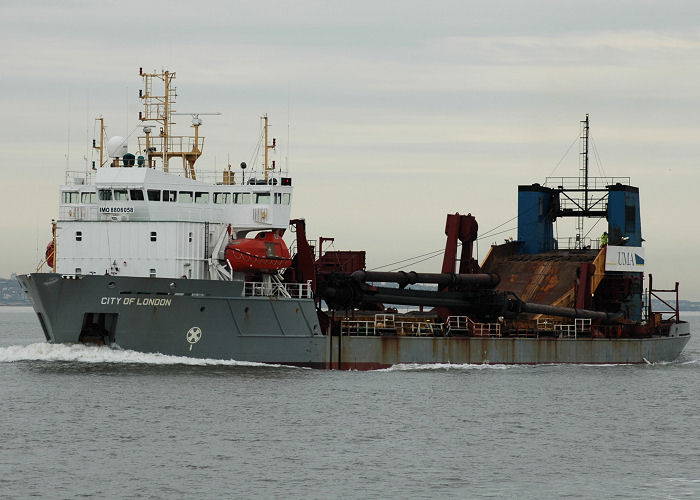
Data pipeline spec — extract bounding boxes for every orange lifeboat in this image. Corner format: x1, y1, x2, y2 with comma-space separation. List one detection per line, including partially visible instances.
45, 240, 55, 269
225, 232, 292, 273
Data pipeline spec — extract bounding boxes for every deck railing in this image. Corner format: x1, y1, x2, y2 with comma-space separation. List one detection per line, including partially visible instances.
554, 318, 591, 339
544, 176, 630, 190
64, 170, 95, 185
342, 314, 500, 338
446, 316, 501, 337
340, 316, 443, 337
243, 281, 313, 299
341, 320, 376, 336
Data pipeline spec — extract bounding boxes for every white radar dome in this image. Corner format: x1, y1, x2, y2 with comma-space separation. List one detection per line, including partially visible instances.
106, 136, 128, 158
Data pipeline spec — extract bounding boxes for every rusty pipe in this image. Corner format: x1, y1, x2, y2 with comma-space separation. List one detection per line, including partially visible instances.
351, 270, 500, 288
518, 302, 622, 321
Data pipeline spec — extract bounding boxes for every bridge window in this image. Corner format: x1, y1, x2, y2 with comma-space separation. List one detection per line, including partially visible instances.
274, 193, 282, 204
214, 192, 230, 204
130, 189, 145, 201
98, 189, 112, 201
75, 231, 82, 242
179, 191, 193, 203
233, 193, 251, 204
62, 191, 79, 203
113, 189, 128, 201
81, 192, 96, 204
150, 231, 157, 242
255, 193, 271, 204
282, 193, 291, 205
163, 190, 177, 202
147, 189, 161, 201
195, 192, 209, 204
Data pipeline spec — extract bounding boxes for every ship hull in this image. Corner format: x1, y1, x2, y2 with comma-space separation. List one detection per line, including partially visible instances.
17, 273, 328, 366
17, 274, 691, 369
331, 332, 690, 369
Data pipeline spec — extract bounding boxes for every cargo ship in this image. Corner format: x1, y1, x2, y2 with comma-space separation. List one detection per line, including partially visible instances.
17, 69, 691, 368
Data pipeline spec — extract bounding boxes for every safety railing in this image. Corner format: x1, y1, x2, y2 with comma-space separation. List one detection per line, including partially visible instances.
470, 320, 502, 337
555, 237, 603, 250
544, 176, 630, 190
555, 324, 577, 338
341, 321, 376, 336
64, 170, 95, 185
396, 321, 441, 336
536, 318, 555, 332
284, 282, 314, 299
242, 281, 313, 299
341, 317, 442, 337
375, 314, 396, 329
446, 316, 501, 337
554, 318, 591, 339
341, 315, 597, 339
446, 316, 469, 335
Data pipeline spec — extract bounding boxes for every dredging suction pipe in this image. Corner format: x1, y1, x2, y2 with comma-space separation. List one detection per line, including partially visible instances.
321, 275, 622, 322
517, 302, 622, 321
351, 270, 500, 288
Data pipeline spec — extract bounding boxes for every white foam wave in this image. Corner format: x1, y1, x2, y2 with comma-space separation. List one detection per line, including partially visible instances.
0, 342, 281, 367
379, 362, 648, 371
578, 363, 635, 367
378, 362, 513, 372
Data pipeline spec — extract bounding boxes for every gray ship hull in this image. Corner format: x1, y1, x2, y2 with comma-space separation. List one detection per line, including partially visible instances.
17, 273, 329, 366
17, 273, 691, 369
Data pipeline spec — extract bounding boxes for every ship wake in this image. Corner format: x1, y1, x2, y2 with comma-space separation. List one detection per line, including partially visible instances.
378, 362, 513, 371
0, 342, 283, 367
377, 361, 650, 371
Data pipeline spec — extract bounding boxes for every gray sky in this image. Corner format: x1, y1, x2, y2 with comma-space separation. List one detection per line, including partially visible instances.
2, 0, 700, 298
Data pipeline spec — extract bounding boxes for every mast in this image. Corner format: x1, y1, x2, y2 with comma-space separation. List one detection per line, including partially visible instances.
263, 114, 276, 182
577, 114, 590, 249
92, 117, 105, 169
137, 68, 207, 178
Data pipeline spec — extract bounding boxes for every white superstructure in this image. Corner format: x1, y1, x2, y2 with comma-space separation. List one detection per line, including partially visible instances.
49, 69, 292, 281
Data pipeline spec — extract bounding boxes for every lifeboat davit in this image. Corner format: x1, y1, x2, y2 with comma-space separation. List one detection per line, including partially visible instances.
225, 232, 292, 273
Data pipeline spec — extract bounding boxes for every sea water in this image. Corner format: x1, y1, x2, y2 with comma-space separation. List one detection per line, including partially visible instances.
1, 306, 698, 498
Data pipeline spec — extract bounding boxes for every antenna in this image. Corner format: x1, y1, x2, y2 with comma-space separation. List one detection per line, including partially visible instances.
125, 85, 129, 141
172, 112, 222, 121
66, 95, 71, 171
85, 91, 90, 175
287, 83, 290, 172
